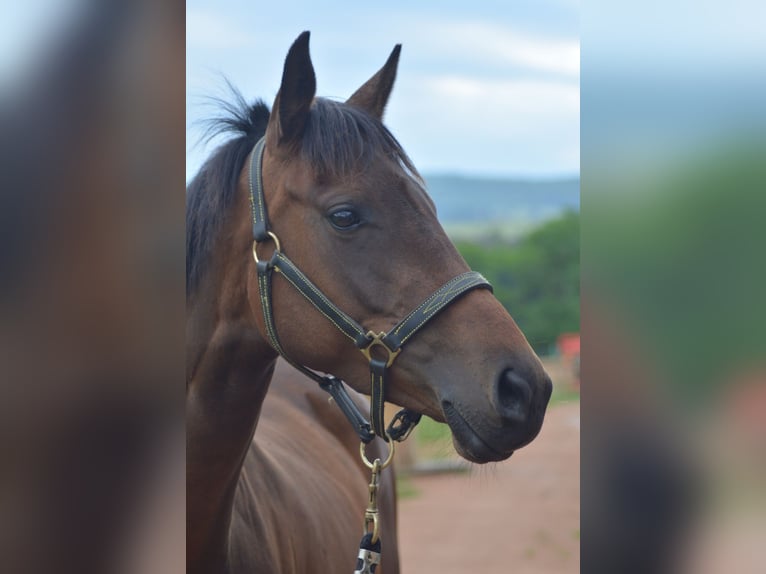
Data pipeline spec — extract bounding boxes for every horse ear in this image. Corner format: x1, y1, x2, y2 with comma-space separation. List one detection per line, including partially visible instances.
268, 31, 316, 148
346, 44, 401, 120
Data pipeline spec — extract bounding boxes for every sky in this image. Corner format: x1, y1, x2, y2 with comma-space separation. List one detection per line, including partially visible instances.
5, 1, 763, 182
186, 0, 580, 181
580, 0, 766, 175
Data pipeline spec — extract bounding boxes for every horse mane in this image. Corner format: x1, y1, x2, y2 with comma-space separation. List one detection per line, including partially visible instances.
186, 89, 269, 298
186, 91, 421, 298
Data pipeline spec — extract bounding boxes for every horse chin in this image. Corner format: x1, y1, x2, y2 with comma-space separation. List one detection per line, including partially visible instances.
442, 401, 513, 464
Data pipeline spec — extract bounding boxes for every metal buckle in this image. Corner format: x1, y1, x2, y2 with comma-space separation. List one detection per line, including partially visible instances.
359, 331, 401, 367
387, 410, 419, 442
354, 545, 381, 574
252, 231, 282, 264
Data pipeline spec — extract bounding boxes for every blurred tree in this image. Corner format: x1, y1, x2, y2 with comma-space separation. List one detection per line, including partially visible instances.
584, 141, 766, 404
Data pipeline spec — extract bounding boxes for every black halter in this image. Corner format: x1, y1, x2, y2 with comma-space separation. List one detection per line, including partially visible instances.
248, 137, 493, 443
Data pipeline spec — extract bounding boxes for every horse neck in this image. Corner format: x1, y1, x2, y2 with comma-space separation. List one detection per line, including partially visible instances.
186, 235, 277, 571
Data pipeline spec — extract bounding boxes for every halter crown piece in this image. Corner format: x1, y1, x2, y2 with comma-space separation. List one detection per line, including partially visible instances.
248, 136, 493, 442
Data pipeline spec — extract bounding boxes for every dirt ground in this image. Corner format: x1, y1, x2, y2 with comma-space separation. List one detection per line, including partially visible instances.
397, 401, 580, 574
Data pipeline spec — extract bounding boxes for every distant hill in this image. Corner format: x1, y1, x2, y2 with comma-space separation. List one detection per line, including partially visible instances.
423, 174, 580, 242
424, 174, 580, 223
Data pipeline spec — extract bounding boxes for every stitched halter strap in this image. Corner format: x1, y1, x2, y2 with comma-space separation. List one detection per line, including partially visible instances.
248, 137, 493, 441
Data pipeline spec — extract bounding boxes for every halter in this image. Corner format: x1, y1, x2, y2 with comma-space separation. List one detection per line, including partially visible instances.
248, 136, 493, 442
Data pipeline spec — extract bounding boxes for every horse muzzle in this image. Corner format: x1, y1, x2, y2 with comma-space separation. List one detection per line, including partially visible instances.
442, 367, 553, 464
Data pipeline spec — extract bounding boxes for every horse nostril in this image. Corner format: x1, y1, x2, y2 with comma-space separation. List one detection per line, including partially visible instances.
496, 368, 533, 424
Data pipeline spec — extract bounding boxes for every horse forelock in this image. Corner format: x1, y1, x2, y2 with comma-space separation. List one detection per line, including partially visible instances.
302, 98, 422, 185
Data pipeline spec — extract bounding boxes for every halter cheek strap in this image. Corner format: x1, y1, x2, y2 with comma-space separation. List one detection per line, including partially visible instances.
248, 137, 493, 442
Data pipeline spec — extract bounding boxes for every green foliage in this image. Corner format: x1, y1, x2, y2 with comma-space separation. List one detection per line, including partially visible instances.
455, 211, 580, 354
415, 415, 452, 445
585, 141, 766, 404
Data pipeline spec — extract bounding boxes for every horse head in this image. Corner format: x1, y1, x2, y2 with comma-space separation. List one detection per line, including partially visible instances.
249, 32, 552, 463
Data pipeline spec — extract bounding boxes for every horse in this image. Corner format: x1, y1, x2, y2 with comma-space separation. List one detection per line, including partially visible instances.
186, 31, 553, 574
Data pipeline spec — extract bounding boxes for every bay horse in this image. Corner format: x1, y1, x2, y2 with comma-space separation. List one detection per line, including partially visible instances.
187, 31, 553, 574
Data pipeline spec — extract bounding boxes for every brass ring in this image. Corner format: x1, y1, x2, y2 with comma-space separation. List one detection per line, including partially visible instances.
360, 437, 395, 470
252, 231, 282, 264
359, 331, 401, 367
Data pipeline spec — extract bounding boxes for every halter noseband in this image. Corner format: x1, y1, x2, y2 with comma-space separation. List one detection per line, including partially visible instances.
248, 136, 493, 443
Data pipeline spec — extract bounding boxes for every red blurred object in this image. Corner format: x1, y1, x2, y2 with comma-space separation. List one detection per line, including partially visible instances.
558, 333, 580, 386
557, 332, 580, 359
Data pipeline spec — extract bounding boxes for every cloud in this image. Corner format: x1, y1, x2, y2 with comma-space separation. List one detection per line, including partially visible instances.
425, 75, 579, 116
410, 19, 579, 78
387, 74, 579, 175
186, 8, 256, 50
400, 74, 579, 143
379, 17, 580, 174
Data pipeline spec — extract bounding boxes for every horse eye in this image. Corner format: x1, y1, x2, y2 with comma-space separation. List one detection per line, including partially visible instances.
328, 209, 361, 230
